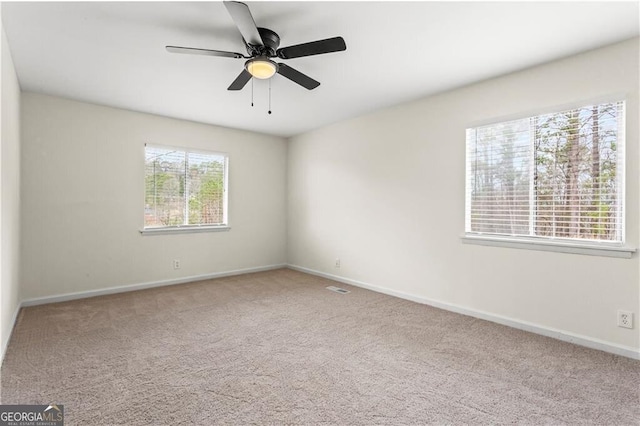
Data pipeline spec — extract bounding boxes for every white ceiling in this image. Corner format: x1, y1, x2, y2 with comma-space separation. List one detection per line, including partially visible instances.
3, 1, 639, 137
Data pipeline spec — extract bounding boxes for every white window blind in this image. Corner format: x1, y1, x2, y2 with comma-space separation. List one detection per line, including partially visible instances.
465, 101, 624, 243
144, 144, 228, 229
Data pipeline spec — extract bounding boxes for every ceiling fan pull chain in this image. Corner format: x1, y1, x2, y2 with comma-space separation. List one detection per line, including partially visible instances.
268, 78, 272, 115
251, 77, 254, 107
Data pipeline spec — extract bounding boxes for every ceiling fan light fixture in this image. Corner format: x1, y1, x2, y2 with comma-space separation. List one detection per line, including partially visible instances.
245, 58, 277, 79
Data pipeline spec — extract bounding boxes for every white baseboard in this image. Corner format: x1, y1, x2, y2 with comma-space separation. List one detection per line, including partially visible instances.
1, 303, 22, 365
287, 264, 640, 361
21, 264, 287, 307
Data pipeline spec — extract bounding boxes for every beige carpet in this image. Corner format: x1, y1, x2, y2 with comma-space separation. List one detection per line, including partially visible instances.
1, 268, 638, 425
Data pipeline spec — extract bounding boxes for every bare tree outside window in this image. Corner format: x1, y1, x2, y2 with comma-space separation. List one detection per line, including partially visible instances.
466, 101, 624, 243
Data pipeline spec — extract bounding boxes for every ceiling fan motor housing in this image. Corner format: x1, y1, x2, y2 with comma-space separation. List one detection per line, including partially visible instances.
247, 28, 280, 57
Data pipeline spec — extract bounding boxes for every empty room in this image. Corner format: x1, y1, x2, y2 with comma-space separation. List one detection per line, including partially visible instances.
0, 1, 639, 424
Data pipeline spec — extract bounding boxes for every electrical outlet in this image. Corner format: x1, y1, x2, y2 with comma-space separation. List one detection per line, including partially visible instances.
335, 258, 341, 269
173, 259, 181, 270
617, 310, 633, 329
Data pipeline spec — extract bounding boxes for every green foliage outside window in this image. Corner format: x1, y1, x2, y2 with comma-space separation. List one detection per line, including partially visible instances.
144, 146, 226, 228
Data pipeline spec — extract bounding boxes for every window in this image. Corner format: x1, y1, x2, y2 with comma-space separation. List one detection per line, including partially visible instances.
465, 101, 625, 245
144, 144, 228, 231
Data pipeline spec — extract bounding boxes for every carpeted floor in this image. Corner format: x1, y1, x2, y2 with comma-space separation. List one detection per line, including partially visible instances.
1, 268, 639, 425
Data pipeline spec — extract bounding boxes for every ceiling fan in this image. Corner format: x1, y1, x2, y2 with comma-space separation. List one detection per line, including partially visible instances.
166, 1, 347, 91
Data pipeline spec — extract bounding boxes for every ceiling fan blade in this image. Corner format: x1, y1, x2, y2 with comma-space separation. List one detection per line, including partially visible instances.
228, 69, 252, 91
277, 64, 320, 90
166, 46, 245, 59
224, 1, 264, 47
277, 36, 346, 59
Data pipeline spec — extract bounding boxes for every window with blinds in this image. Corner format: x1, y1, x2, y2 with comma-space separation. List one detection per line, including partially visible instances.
144, 144, 228, 229
465, 101, 624, 243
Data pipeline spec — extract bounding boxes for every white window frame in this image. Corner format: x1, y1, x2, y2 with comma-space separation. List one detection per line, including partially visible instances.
140, 143, 230, 235
462, 99, 635, 259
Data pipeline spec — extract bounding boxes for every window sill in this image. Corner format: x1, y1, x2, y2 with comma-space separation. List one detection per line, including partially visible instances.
140, 225, 231, 235
461, 234, 635, 259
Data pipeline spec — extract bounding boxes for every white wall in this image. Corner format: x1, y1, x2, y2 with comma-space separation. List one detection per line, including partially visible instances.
288, 38, 640, 353
20, 93, 287, 300
1, 19, 22, 357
